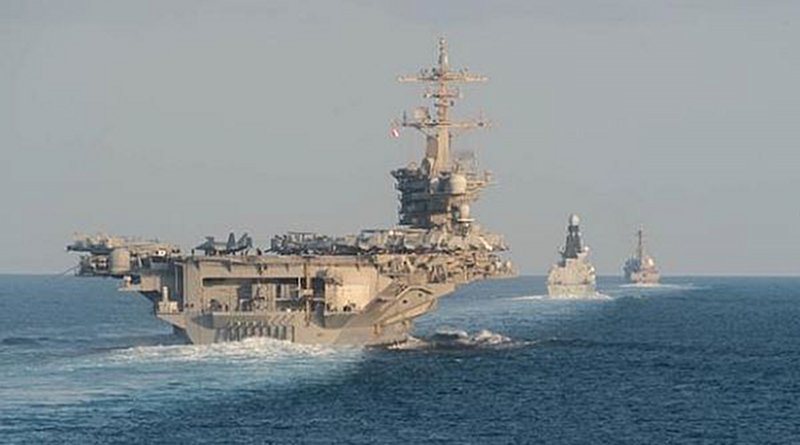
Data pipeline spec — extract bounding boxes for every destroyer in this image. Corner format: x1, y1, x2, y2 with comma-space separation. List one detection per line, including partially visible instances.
66, 39, 513, 346
623, 227, 660, 284
547, 214, 596, 297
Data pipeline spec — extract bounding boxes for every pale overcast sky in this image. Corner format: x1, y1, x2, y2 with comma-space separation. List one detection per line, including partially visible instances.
1, 1, 798, 275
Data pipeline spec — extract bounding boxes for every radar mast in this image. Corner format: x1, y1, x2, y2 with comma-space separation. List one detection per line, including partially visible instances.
636, 227, 645, 260
398, 37, 488, 175
392, 38, 493, 231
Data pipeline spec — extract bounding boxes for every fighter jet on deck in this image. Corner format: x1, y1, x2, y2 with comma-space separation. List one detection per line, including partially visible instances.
195, 233, 253, 256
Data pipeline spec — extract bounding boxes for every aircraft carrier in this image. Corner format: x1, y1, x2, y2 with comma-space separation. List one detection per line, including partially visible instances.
66, 39, 514, 346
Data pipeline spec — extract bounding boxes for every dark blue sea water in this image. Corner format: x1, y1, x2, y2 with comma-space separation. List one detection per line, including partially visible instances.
1, 275, 799, 444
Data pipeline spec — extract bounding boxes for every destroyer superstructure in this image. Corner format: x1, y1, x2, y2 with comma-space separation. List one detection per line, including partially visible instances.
623, 228, 660, 284
547, 214, 597, 297
66, 39, 513, 346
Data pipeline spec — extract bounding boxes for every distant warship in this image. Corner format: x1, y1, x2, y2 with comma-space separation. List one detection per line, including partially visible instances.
65, 39, 514, 346
547, 214, 597, 297
623, 228, 660, 284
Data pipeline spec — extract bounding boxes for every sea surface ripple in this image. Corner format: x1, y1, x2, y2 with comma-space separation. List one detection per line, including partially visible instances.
1, 275, 799, 444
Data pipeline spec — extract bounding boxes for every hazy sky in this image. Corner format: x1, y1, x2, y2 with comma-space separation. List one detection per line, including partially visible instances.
2, 0, 798, 275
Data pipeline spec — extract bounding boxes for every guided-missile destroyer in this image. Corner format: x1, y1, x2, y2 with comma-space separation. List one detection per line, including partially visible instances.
623, 228, 660, 284
547, 214, 597, 297
66, 39, 513, 346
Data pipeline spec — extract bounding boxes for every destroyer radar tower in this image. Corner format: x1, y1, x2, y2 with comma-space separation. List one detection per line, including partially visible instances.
547, 214, 597, 298
393, 38, 492, 232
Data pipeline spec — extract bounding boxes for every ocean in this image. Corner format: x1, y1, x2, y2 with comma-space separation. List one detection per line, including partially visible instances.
1, 275, 799, 444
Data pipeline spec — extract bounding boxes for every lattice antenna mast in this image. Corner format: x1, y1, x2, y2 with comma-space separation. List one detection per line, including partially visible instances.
398, 38, 488, 175
637, 228, 645, 260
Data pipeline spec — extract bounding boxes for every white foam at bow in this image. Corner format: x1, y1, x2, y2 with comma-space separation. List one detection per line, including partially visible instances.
105, 337, 359, 365
547, 292, 611, 301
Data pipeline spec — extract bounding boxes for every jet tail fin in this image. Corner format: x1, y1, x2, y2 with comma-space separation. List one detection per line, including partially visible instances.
238, 233, 253, 248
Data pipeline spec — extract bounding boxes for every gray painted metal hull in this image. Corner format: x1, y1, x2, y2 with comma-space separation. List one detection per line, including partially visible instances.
64, 40, 515, 346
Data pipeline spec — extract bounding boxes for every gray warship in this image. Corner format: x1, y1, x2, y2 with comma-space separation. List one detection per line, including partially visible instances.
623, 228, 660, 284
547, 214, 597, 297
66, 39, 513, 346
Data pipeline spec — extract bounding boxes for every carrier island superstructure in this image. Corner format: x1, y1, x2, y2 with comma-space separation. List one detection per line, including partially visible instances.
66, 39, 513, 346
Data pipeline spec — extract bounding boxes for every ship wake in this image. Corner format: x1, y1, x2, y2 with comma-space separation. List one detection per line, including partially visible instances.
546, 292, 611, 301
391, 328, 522, 351
619, 283, 699, 291
508, 294, 548, 301
104, 337, 361, 365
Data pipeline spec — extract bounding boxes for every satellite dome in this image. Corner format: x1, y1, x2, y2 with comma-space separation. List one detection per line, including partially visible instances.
457, 204, 472, 220
569, 214, 581, 226
444, 174, 468, 195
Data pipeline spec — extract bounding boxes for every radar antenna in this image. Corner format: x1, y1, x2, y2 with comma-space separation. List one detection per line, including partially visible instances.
636, 227, 645, 260
398, 37, 488, 175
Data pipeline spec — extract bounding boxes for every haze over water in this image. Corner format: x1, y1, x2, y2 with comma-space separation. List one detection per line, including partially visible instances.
2, 1, 799, 275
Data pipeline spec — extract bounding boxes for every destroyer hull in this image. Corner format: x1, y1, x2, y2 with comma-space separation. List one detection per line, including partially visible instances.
624, 270, 660, 285
546, 283, 596, 298
546, 256, 596, 298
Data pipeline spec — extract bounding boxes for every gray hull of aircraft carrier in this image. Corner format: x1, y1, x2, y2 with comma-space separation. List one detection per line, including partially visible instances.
66, 39, 514, 346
